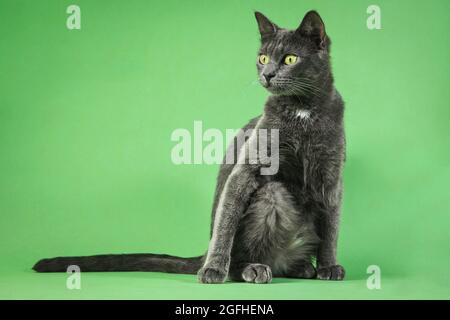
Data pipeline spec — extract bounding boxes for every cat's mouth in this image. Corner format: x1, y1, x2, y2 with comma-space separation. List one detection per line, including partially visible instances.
262, 81, 290, 95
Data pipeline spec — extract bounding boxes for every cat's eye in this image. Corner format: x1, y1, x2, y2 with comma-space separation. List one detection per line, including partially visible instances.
284, 54, 298, 65
259, 54, 269, 65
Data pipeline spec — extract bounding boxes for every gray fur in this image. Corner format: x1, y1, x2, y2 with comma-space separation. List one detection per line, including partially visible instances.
33, 10, 346, 284
198, 10, 346, 283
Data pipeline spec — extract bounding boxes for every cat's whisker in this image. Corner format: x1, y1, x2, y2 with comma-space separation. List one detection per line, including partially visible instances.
291, 81, 324, 95
289, 82, 322, 96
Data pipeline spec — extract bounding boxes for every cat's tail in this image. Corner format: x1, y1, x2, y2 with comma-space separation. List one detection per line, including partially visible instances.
32, 253, 204, 274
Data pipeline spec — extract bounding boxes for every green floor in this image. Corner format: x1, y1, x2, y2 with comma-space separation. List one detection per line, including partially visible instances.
1, 268, 448, 299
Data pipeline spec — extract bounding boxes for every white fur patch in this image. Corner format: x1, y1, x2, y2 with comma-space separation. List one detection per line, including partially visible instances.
295, 109, 311, 119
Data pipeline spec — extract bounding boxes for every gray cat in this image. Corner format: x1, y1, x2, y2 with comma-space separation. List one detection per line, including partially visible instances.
33, 10, 346, 284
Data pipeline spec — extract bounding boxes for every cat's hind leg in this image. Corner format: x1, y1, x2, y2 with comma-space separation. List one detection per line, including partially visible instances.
284, 260, 317, 279
229, 181, 316, 283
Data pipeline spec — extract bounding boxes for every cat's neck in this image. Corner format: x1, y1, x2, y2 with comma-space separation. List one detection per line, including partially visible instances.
264, 83, 336, 120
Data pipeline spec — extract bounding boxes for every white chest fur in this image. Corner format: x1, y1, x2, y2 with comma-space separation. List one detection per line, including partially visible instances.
295, 109, 311, 120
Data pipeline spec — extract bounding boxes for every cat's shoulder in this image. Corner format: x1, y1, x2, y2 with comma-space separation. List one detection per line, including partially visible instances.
241, 115, 262, 130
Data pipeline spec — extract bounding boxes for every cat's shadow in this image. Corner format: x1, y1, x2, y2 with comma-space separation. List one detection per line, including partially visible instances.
109, 272, 369, 285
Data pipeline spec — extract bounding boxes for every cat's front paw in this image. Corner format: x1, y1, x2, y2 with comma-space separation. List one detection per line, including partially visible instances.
197, 266, 227, 284
242, 263, 272, 284
317, 264, 345, 281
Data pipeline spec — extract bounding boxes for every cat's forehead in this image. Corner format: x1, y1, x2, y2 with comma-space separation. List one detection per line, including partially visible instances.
260, 29, 310, 57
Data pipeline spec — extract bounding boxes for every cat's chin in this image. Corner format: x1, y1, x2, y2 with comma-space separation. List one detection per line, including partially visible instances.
266, 87, 296, 96
260, 80, 291, 95
265, 85, 287, 95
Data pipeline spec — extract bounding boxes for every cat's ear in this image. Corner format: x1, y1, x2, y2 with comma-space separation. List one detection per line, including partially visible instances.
254, 11, 279, 38
296, 11, 328, 49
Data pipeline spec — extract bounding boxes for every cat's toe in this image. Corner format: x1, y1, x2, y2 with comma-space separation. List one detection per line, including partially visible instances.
317, 264, 345, 281
242, 264, 272, 284
197, 266, 227, 284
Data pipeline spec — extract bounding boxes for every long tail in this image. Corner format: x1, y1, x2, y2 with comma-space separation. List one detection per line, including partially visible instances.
33, 253, 204, 274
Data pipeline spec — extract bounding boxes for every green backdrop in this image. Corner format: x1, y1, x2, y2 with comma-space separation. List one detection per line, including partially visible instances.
0, 0, 449, 299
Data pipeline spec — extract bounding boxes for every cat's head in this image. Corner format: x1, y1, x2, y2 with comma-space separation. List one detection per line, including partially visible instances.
255, 11, 332, 96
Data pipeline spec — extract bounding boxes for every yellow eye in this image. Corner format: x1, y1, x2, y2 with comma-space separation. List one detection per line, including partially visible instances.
259, 54, 269, 65
284, 55, 298, 65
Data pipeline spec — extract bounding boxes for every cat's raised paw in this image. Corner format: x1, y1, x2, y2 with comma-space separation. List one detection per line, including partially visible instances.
242, 263, 272, 284
317, 265, 345, 281
197, 266, 227, 284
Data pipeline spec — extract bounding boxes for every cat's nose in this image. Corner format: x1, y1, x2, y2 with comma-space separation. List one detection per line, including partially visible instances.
263, 73, 275, 83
